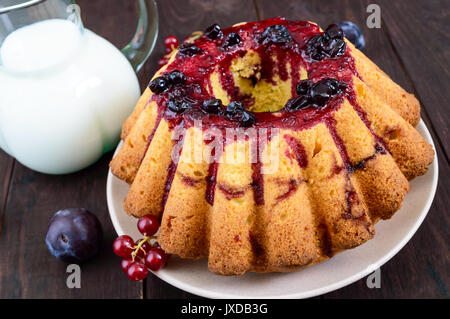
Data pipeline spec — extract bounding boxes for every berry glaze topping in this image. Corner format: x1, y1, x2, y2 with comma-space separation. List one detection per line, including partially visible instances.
146, 17, 387, 209
150, 17, 359, 132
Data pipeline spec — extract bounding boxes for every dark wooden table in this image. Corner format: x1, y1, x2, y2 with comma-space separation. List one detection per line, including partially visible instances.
0, 0, 448, 299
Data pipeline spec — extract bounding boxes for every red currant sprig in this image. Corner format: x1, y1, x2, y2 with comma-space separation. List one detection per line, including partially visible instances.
158, 35, 179, 68
164, 35, 179, 54
112, 215, 168, 281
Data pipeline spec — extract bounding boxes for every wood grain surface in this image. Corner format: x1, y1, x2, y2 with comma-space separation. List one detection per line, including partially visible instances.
0, 0, 447, 299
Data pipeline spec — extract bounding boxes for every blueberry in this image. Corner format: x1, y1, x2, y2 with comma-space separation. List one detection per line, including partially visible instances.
224, 101, 255, 126
167, 97, 191, 113
225, 101, 245, 120
310, 82, 333, 106
305, 34, 326, 60
259, 25, 292, 45
168, 70, 186, 85
178, 43, 202, 56
205, 24, 223, 40
45, 209, 103, 263
149, 76, 170, 94
202, 98, 223, 114
322, 78, 346, 94
290, 78, 345, 110
296, 79, 313, 95
325, 38, 346, 57
285, 96, 310, 111
324, 24, 344, 40
337, 21, 365, 49
223, 32, 241, 48
240, 110, 256, 127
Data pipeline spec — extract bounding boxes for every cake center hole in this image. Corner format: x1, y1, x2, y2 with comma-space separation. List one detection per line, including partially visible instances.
228, 51, 307, 113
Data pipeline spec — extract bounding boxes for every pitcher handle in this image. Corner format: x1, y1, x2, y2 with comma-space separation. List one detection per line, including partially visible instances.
122, 0, 159, 73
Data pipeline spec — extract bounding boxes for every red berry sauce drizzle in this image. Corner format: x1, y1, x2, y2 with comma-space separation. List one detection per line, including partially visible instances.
142, 18, 388, 254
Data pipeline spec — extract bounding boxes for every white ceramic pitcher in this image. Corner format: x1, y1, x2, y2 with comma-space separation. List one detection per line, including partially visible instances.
0, 0, 158, 174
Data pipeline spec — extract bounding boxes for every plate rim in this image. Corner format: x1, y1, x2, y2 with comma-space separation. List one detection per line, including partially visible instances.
106, 119, 439, 299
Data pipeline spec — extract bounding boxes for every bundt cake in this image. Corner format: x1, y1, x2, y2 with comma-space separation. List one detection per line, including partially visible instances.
110, 18, 434, 275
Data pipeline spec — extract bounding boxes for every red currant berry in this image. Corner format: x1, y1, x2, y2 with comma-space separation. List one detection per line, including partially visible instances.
112, 235, 134, 258
152, 241, 162, 249
137, 215, 160, 236
164, 35, 179, 50
145, 248, 167, 271
126, 261, 148, 282
134, 240, 151, 258
120, 258, 133, 273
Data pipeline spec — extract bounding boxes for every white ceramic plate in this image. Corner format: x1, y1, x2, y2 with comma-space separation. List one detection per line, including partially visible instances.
107, 120, 438, 299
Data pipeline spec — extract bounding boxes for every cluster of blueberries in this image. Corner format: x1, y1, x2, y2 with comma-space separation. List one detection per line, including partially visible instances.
204, 23, 241, 48
177, 23, 241, 57
178, 22, 295, 58
203, 99, 256, 127
149, 70, 193, 114
148, 70, 186, 94
149, 22, 356, 125
181, 21, 365, 60
149, 70, 256, 127
149, 71, 346, 126
259, 24, 292, 45
285, 78, 347, 111
306, 24, 347, 61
